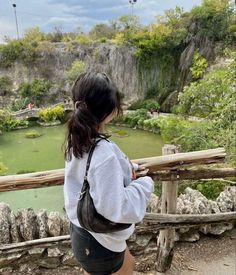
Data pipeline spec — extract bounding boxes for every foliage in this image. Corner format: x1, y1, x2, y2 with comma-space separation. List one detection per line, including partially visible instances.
191, 0, 235, 42
0, 110, 29, 131
89, 23, 115, 39
128, 99, 160, 111
19, 79, 52, 106
76, 34, 92, 45
194, 180, 228, 200
178, 57, 235, 119
23, 27, 45, 43
65, 60, 86, 83
158, 117, 215, 151
45, 27, 63, 42
0, 38, 41, 67
190, 50, 208, 80
0, 76, 12, 96
11, 98, 30, 111
123, 109, 149, 128
25, 130, 41, 139
39, 105, 65, 122
0, 162, 8, 175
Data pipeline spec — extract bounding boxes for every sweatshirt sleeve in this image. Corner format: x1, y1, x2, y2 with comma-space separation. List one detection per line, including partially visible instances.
88, 155, 154, 224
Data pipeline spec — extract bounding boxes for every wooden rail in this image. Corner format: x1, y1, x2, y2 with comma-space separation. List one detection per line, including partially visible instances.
1, 148, 234, 193
0, 146, 235, 273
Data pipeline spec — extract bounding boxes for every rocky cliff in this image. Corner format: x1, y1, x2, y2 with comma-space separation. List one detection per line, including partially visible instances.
0, 22, 217, 110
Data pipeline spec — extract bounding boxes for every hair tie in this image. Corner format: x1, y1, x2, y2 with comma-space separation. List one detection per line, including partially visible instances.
74, 101, 87, 110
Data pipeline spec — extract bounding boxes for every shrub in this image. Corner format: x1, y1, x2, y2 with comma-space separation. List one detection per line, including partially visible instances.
65, 60, 86, 84
0, 110, 28, 131
128, 99, 160, 111
194, 180, 228, 200
25, 130, 41, 138
19, 79, 52, 106
39, 105, 64, 122
11, 98, 30, 111
178, 60, 234, 118
123, 109, 149, 128
190, 50, 208, 80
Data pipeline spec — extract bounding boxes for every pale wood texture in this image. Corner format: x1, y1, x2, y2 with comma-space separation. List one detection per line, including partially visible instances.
136, 212, 236, 232
149, 167, 236, 181
0, 149, 233, 192
133, 147, 226, 172
156, 145, 178, 272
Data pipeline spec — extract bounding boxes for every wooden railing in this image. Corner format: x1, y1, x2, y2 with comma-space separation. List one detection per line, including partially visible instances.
0, 146, 235, 272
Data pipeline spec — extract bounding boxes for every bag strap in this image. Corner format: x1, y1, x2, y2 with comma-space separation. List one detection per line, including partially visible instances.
84, 136, 108, 180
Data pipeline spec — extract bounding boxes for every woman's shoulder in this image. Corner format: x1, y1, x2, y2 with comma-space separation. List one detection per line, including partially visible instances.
91, 138, 126, 168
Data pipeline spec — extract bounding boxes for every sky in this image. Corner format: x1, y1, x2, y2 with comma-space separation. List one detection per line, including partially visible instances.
0, 0, 202, 43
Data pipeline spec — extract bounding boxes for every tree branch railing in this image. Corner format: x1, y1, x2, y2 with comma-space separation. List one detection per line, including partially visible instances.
0, 148, 234, 192
0, 146, 235, 272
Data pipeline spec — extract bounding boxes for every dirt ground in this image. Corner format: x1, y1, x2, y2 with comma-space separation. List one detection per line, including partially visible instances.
10, 228, 236, 275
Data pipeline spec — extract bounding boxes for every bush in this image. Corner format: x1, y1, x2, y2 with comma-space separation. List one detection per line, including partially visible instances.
194, 180, 228, 200
25, 130, 41, 138
190, 50, 208, 80
178, 59, 234, 118
11, 98, 30, 111
65, 60, 86, 84
19, 79, 52, 106
123, 109, 149, 128
39, 105, 64, 122
0, 39, 40, 67
128, 99, 160, 111
0, 110, 29, 131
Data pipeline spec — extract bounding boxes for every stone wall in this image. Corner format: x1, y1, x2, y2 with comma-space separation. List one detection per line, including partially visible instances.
0, 186, 235, 273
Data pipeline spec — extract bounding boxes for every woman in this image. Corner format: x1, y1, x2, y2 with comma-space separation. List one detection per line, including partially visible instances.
64, 72, 154, 275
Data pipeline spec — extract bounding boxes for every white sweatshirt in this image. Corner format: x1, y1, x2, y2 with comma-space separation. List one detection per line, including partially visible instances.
64, 139, 154, 252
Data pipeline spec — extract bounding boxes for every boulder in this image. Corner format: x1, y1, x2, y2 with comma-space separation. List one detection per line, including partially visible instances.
9, 211, 21, 243
0, 203, 11, 244
217, 186, 236, 212
37, 209, 49, 238
47, 212, 62, 237
16, 208, 38, 241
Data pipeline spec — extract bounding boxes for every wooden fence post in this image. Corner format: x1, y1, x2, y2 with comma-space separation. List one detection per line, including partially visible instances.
156, 144, 178, 273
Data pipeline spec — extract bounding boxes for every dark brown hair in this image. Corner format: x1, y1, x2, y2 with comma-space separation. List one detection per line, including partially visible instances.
64, 72, 122, 161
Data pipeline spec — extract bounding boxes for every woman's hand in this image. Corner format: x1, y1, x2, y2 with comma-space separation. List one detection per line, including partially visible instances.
136, 165, 149, 177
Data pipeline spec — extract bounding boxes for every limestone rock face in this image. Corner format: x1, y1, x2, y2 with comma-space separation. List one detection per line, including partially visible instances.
0, 203, 11, 244
177, 187, 211, 214
9, 211, 21, 243
37, 209, 49, 238
16, 208, 38, 241
147, 193, 160, 213
217, 186, 236, 212
61, 215, 70, 235
47, 212, 62, 237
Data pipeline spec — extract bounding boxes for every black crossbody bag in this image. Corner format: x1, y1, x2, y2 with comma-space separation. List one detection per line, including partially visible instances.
77, 138, 131, 233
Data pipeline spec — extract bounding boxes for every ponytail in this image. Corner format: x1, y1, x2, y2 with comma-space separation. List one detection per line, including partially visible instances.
65, 102, 100, 161
64, 72, 121, 161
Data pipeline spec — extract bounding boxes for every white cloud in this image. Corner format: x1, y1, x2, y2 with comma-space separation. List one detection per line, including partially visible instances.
0, 0, 203, 42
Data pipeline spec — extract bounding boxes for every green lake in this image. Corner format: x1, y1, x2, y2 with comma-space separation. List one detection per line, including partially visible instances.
0, 124, 164, 214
